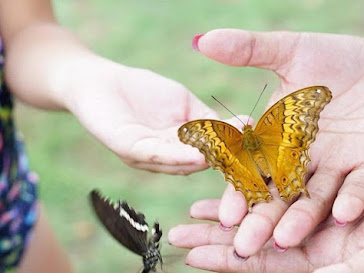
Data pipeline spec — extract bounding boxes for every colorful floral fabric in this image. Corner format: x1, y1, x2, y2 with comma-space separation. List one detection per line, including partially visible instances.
0, 39, 38, 272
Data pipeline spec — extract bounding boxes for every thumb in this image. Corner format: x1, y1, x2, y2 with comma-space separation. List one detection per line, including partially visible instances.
195, 29, 300, 71
186, 92, 219, 120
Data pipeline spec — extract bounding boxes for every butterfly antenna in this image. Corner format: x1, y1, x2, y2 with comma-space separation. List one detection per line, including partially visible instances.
211, 96, 245, 126
247, 84, 268, 125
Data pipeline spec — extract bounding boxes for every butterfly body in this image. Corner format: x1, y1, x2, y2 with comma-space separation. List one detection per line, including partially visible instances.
241, 125, 272, 177
178, 86, 332, 210
90, 190, 163, 273
142, 246, 162, 273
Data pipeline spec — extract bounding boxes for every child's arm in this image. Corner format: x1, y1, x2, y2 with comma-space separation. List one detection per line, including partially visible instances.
0, 0, 217, 174
0, 0, 97, 110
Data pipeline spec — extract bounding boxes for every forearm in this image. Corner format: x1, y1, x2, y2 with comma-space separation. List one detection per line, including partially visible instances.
0, 0, 100, 110
3, 23, 98, 110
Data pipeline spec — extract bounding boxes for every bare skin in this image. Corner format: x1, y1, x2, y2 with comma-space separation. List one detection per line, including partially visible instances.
170, 199, 364, 273
0, 0, 216, 175
18, 205, 73, 273
0, 0, 216, 271
1, 0, 364, 271
169, 29, 364, 272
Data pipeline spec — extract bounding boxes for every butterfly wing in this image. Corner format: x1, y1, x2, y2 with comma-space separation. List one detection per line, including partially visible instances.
178, 120, 272, 209
254, 86, 332, 200
90, 190, 149, 256
149, 222, 162, 246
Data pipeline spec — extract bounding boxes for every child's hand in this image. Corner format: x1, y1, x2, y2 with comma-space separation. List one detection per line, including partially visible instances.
1, 20, 217, 175
63, 57, 217, 174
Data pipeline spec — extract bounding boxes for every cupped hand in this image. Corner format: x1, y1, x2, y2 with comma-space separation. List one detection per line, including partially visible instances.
63, 56, 217, 174
169, 199, 364, 273
189, 30, 364, 258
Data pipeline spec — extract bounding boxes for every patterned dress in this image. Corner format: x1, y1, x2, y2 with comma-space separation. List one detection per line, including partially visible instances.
0, 39, 38, 272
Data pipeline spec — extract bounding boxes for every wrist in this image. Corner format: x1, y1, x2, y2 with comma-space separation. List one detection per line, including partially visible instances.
56, 54, 130, 115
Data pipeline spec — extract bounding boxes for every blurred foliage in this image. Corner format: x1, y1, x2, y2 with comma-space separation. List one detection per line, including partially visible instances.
13, 0, 364, 272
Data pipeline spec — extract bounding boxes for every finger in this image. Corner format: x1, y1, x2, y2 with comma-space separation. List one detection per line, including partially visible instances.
186, 245, 311, 273
128, 161, 207, 175
124, 116, 249, 174
187, 245, 244, 273
125, 127, 205, 163
219, 184, 247, 227
313, 249, 364, 273
190, 199, 220, 221
123, 128, 208, 174
274, 168, 343, 248
168, 224, 236, 248
196, 29, 300, 70
186, 92, 220, 120
332, 167, 364, 224
233, 187, 288, 257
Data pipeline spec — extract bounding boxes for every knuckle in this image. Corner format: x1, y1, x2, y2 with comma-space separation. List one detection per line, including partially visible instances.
309, 190, 329, 212
202, 224, 214, 245
253, 250, 269, 273
149, 154, 161, 164
253, 211, 276, 231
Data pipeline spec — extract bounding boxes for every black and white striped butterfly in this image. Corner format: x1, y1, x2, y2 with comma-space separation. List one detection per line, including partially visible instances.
90, 190, 163, 273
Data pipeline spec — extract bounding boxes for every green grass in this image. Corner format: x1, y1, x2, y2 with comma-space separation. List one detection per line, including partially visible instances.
13, 0, 364, 272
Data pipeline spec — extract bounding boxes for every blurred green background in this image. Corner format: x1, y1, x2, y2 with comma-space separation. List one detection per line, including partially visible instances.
14, 0, 363, 272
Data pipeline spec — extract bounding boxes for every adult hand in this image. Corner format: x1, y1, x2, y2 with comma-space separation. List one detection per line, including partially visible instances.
185, 30, 364, 259
169, 199, 364, 273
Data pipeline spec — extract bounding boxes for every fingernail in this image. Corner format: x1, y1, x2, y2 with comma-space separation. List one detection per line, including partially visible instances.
185, 260, 189, 265
334, 219, 347, 227
192, 33, 204, 51
219, 222, 233, 232
233, 250, 249, 262
273, 241, 288, 252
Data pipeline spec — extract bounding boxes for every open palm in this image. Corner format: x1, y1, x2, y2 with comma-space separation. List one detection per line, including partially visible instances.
64, 62, 216, 174
170, 30, 364, 272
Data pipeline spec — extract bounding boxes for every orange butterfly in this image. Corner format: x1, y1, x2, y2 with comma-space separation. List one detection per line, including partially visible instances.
178, 86, 332, 210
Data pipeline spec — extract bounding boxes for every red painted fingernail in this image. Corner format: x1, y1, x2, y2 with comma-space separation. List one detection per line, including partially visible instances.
273, 241, 288, 252
334, 219, 347, 227
219, 222, 233, 232
192, 33, 204, 51
233, 250, 249, 262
